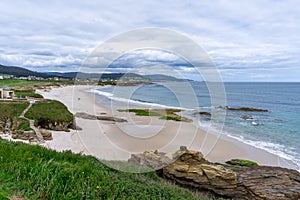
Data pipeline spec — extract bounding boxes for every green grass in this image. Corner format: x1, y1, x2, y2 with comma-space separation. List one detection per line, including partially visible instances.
18, 122, 32, 131
119, 109, 162, 117
119, 109, 192, 122
0, 79, 75, 90
14, 90, 43, 98
0, 138, 207, 199
226, 159, 259, 167
25, 100, 73, 126
0, 79, 42, 87
0, 102, 29, 118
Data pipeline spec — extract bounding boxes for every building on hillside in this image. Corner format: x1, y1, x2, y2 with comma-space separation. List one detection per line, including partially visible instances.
0, 88, 14, 99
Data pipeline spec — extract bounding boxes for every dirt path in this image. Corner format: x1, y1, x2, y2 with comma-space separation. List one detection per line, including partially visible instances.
19, 102, 45, 143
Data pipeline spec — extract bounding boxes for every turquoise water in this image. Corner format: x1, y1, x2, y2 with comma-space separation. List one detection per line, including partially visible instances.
94, 82, 300, 169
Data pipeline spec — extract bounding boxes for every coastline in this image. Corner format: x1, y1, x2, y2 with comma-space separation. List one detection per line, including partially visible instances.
37, 85, 299, 170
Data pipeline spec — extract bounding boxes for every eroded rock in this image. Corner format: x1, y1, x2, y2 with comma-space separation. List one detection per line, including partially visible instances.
129, 148, 300, 199
40, 129, 52, 140
75, 112, 127, 122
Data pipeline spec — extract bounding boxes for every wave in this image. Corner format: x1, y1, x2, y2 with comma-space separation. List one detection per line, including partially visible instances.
195, 119, 300, 171
88, 88, 189, 110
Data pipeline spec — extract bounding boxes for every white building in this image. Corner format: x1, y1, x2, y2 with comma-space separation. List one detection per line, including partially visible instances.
0, 88, 14, 99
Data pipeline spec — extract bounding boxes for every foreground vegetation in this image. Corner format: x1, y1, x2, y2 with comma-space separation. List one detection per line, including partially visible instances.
119, 109, 193, 122
0, 138, 207, 199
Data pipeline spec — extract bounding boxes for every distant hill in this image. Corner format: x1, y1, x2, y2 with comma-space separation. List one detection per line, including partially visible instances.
144, 74, 181, 81
47, 72, 149, 81
0, 64, 184, 82
48, 72, 183, 81
0, 64, 55, 78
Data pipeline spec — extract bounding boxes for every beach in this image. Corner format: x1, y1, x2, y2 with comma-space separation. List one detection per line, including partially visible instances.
38, 85, 298, 170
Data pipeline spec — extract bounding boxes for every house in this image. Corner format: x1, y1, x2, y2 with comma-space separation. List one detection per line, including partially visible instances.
0, 88, 14, 99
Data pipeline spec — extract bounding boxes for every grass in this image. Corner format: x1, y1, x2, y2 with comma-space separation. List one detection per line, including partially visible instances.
0, 79, 42, 87
0, 79, 75, 91
226, 159, 259, 167
25, 100, 73, 126
17, 122, 32, 131
0, 138, 208, 199
14, 90, 43, 98
0, 102, 29, 118
119, 109, 192, 122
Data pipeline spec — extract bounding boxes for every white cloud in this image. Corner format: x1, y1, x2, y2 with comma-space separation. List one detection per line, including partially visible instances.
0, 0, 299, 81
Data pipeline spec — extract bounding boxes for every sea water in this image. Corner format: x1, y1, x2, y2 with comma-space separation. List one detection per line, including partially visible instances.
93, 82, 300, 169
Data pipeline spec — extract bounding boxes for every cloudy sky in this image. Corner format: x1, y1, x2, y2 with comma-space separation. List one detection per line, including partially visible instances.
0, 0, 300, 81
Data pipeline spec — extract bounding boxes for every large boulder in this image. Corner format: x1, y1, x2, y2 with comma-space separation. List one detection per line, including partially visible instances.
128, 148, 300, 199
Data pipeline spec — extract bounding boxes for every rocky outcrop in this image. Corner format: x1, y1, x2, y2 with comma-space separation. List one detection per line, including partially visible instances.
11, 129, 52, 141
12, 130, 36, 141
75, 112, 127, 123
241, 115, 253, 120
44, 121, 74, 132
40, 129, 52, 140
230, 165, 300, 200
219, 106, 268, 112
129, 148, 300, 199
0, 117, 13, 134
198, 112, 211, 116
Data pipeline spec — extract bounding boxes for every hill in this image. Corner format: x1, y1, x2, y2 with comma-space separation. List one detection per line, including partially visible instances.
0, 64, 55, 78
144, 74, 181, 81
47, 72, 149, 81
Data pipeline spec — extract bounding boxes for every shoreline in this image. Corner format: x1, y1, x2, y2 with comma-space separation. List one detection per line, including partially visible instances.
36, 85, 299, 170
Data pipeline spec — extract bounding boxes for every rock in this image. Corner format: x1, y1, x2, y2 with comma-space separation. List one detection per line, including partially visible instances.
129, 148, 300, 200
241, 115, 253, 120
40, 129, 52, 140
231, 166, 300, 200
75, 112, 127, 122
198, 112, 211, 116
45, 121, 73, 131
75, 112, 97, 120
12, 130, 36, 140
219, 106, 268, 112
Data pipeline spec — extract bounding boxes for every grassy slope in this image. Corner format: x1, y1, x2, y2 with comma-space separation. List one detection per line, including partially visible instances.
0, 102, 29, 118
0, 139, 207, 200
25, 100, 73, 125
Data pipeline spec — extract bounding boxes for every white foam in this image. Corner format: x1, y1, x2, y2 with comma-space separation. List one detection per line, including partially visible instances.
90, 88, 188, 110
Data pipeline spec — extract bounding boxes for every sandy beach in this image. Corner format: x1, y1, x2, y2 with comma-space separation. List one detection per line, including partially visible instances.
37, 85, 298, 170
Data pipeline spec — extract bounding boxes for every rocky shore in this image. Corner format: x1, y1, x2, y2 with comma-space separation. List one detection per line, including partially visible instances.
129, 148, 300, 200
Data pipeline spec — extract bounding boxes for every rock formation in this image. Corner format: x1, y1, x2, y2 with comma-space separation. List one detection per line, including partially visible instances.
12, 130, 36, 141
219, 106, 268, 112
75, 112, 127, 123
11, 129, 52, 141
198, 112, 212, 116
128, 148, 300, 200
241, 115, 254, 120
40, 129, 52, 140
44, 121, 74, 132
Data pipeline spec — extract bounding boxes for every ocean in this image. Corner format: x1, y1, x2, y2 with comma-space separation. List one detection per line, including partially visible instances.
92, 82, 300, 169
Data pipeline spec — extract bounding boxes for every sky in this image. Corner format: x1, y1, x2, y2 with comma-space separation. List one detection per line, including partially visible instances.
0, 0, 300, 81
